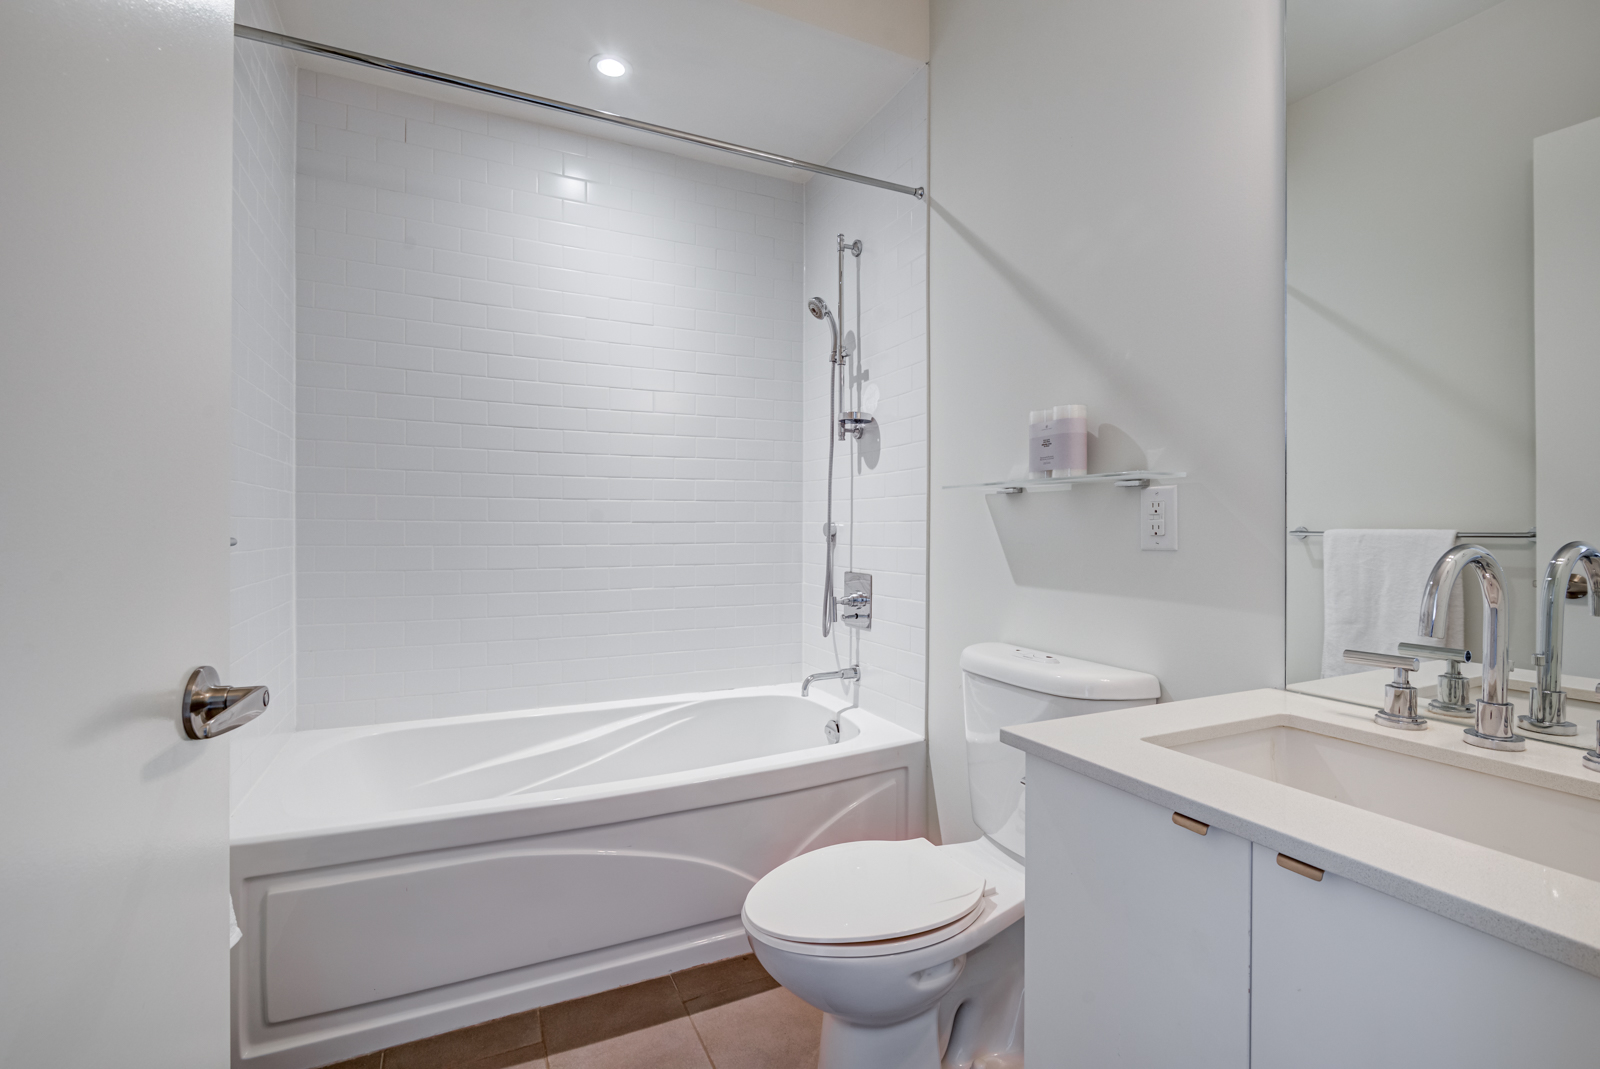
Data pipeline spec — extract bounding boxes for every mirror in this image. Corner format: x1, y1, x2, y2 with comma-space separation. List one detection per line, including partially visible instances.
1283, 0, 1600, 749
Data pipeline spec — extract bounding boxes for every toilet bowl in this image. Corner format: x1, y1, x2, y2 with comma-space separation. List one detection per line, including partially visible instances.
745, 837, 1024, 1069
743, 644, 1160, 1069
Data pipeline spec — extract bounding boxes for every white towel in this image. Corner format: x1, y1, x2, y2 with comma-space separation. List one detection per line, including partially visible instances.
1321, 529, 1465, 678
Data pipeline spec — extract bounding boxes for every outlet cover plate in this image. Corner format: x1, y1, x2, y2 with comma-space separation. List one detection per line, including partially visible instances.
1141, 485, 1177, 551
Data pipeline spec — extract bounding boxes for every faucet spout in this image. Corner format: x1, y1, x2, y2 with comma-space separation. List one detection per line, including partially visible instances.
1526, 541, 1600, 735
801, 665, 859, 697
1418, 544, 1522, 751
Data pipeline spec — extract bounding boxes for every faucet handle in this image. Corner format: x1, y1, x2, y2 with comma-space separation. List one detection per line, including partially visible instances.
1397, 642, 1471, 665
1344, 650, 1427, 731
1397, 643, 1474, 717
1343, 650, 1420, 673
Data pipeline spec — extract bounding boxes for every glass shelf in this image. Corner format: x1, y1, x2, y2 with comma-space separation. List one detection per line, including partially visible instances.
941, 471, 1187, 492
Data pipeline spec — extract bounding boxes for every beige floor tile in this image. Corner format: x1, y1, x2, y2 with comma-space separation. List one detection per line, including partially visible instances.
546, 1017, 712, 1069
672, 953, 780, 1015
542, 975, 687, 1053
383, 1007, 542, 1069
312, 1054, 381, 1069
462, 1042, 549, 1069
690, 985, 822, 1069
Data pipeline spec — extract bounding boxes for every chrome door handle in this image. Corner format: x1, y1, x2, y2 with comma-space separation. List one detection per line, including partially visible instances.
182, 666, 270, 739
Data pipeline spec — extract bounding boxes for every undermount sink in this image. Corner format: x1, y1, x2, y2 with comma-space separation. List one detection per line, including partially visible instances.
1165, 724, 1600, 883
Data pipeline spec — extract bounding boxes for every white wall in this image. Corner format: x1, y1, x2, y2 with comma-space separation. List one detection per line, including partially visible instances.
1284, 0, 1600, 682
801, 72, 928, 736
737, 0, 930, 60
293, 71, 805, 727
1535, 115, 1600, 678
230, 0, 299, 805
927, 0, 1287, 840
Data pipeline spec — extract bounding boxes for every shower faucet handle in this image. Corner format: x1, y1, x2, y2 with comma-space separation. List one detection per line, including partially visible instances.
838, 572, 873, 630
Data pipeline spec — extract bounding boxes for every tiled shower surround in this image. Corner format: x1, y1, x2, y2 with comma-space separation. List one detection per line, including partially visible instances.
800, 74, 928, 731
230, 0, 299, 802
294, 72, 809, 727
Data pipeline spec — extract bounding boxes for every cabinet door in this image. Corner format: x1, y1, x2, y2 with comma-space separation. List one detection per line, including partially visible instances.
1251, 842, 1600, 1067
1025, 760, 1251, 1068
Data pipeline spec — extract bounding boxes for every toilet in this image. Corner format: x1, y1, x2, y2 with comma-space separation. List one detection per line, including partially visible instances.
743, 643, 1160, 1069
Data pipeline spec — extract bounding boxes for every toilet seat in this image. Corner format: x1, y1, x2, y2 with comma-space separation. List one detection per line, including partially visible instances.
743, 838, 987, 947
744, 896, 989, 959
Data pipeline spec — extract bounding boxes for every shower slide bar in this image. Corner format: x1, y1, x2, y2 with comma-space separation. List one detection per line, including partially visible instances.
235, 24, 926, 201
1290, 527, 1536, 540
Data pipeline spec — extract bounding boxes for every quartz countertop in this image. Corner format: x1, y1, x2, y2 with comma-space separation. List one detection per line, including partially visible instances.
1003, 688, 1600, 979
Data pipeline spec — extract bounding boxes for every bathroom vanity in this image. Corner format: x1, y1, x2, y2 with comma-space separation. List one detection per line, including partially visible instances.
1005, 689, 1600, 1068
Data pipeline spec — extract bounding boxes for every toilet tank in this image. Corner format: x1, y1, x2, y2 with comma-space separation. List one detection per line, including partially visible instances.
962, 642, 1159, 859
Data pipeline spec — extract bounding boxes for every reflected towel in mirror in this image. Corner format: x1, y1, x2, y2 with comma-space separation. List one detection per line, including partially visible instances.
1321, 529, 1464, 678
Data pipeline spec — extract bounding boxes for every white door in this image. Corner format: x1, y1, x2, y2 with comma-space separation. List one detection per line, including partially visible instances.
0, 3, 235, 1066
1534, 115, 1600, 679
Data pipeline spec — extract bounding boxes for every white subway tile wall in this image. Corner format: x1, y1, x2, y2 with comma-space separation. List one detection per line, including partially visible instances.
293, 72, 806, 727
801, 74, 928, 735
230, 0, 299, 805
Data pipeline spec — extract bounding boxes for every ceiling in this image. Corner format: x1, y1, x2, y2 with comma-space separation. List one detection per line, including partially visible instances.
1287, 0, 1506, 103
267, 0, 925, 173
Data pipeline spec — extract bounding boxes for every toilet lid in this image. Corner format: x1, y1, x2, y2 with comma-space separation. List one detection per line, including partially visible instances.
743, 839, 987, 944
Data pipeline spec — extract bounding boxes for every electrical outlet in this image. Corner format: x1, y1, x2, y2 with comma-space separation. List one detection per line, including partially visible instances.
1141, 485, 1177, 551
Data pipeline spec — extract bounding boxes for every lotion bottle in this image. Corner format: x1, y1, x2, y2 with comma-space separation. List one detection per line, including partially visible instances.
1052, 404, 1088, 477
1028, 410, 1054, 476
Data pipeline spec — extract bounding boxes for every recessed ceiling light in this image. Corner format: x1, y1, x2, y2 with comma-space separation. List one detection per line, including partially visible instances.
592, 55, 628, 78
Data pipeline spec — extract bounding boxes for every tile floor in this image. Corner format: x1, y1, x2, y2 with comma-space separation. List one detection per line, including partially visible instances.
318, 953, 821, 1069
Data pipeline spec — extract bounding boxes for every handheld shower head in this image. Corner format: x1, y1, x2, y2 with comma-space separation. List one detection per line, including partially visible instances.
807, 296, 838, 357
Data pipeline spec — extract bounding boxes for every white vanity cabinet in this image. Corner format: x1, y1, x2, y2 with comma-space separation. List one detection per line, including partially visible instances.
1025, 758, 1600, 1068
1250, 842, 1600, 1068
1024, 758, 1251, 1068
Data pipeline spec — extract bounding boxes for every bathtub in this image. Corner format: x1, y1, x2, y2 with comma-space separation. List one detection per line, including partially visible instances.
230, 685, 924, 1069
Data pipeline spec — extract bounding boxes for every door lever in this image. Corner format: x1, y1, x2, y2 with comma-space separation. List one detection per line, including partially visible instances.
182, 666, 270, 739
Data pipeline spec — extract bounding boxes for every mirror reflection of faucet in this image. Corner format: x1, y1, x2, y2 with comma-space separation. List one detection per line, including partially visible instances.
1523, 541, 1600, 737
1396, 641, 1473, 717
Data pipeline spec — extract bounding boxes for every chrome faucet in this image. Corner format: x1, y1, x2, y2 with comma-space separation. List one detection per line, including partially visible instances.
1418, 544, 1523, 751
1343, 649, 1426, 729
1524, 541, 1600, 737
801, 665, 859, 696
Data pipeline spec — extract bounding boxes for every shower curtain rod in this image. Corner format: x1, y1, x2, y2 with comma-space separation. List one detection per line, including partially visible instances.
236, 24, 926, 200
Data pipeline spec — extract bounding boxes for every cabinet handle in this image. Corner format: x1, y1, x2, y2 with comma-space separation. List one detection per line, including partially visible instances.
1172, 812, 1209, 836
1276, 853, 1324, 882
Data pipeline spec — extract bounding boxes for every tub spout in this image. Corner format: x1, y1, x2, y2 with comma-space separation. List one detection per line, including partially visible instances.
802, 665, 859, 697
